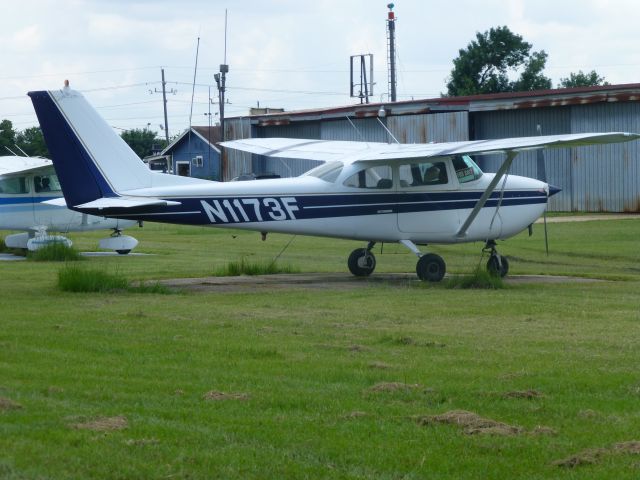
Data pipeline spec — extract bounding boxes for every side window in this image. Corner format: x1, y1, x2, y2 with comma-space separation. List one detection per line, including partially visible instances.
343, 165, 393, 189
452, 155, 483, 183
34, 174, 62, 193
398, 161, 448, 188
0, 176, 28, 194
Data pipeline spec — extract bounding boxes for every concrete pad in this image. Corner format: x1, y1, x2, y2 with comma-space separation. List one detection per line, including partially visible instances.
153, 272, 602, 293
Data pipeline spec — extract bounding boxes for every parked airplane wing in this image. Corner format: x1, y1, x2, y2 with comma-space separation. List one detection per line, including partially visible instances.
221, 138, 373, 162
0, 156, 52, 175
222, 133, 640, 164
354, 132, 640, 161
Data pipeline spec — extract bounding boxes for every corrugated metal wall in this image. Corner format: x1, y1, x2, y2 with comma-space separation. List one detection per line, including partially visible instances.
569, 103, 640, 212
472, 104, 640, 211
472, 107, 573, 210
223, 118, 253, 180
388, 112, 469, 143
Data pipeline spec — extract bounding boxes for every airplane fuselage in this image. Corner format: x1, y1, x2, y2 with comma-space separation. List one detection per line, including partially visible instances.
93, 164, 548, 245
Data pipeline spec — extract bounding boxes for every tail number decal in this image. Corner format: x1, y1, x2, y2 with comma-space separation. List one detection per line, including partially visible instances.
201, 197, 299, 224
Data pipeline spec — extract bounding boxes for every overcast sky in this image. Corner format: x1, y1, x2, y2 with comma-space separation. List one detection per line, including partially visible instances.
1, 0, 639, 139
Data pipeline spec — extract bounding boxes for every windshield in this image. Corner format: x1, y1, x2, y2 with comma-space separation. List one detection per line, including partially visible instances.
304, 162, 343, 183
452, 155, 483, 183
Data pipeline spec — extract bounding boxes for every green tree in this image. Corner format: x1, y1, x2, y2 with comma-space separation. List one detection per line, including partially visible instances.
16, 127, 49, 157
0, 119, 17, 155
558, 70, 609, 88
120, 128, 160, 158
446, 26, 552, 96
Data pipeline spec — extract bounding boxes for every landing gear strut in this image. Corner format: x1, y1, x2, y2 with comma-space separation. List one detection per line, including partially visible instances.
484, 240, 509, 277
348, 241, 376, 277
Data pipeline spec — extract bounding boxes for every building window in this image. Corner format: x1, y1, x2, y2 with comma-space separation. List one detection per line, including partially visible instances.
192, 155, 203, 167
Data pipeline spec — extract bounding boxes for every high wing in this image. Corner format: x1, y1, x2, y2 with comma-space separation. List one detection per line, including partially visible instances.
222, 133, 640, 164
0, 156, 52, 175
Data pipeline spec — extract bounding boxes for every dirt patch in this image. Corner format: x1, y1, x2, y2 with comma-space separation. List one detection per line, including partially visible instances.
70, 415, 128, 431
0, 397, 22, 411
367, 382, 422, 393
416, 410, 523, 436
151, 273, 601, 294
503, 389, 544, 399
203, 391, 249, 401
613, 441, 640, 454
553, 440, 640, 468
553, 448, 608, 468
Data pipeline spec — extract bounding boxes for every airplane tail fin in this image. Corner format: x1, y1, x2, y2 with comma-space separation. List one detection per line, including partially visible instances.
28, 87, 155, 207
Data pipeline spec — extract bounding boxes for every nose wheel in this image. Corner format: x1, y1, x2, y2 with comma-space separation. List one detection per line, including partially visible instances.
484, 240, 509, 277
348, 242, 376, 277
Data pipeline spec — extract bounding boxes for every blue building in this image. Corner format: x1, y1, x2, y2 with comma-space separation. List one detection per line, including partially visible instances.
161, 126, 221, 180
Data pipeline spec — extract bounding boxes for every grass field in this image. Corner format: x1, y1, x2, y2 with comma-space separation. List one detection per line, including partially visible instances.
1, 218, 640, 479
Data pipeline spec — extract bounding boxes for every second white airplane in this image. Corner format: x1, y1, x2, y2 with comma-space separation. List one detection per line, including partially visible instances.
28, 85, 639, 280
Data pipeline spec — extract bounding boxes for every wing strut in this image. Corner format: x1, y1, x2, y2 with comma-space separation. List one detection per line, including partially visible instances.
456, 151, 518, 238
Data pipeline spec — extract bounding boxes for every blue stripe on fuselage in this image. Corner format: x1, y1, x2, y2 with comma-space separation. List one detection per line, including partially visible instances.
106, 190, 547, 226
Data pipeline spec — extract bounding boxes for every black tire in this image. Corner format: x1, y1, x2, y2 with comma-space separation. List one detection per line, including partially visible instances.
116, 249, 131, 255
416, 253, 446, 282
487, 255, 509, 277
348, 248, 376, 277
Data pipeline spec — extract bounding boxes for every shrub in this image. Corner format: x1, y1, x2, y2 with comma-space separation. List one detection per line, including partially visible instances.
28, 242, 83, 262
445, 265, 506, 290
214, 257, 299, 276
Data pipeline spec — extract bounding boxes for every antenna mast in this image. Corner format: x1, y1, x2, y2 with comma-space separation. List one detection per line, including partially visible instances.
386, 3, 397, 102
215, 9, 229, 142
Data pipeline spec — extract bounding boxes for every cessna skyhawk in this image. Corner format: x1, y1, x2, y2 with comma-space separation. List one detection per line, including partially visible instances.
28, 85, 639, 280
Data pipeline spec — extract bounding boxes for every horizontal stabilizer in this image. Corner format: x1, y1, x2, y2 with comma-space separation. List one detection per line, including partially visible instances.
42, 197, 67, 207
75, 197, 181, 210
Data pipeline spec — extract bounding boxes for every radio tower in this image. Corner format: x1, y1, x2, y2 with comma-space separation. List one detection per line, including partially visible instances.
386, 3, 397, 102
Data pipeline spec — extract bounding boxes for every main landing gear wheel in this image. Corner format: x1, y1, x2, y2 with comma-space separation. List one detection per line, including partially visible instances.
348, 248, 376, 277
487, 255, 509, 277
416, 253, 446, 282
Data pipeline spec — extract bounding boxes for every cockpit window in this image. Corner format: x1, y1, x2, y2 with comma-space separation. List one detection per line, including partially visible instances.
0, 176, 28, 194
452, 155, 483, 183
305, 162, 343, 183
34, 174, 62, 193
343, 165, 393, 189
398, 161, 448, 188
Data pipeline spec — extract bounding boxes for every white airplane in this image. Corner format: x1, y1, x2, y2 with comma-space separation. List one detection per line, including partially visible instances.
0, 155, 139, 253
28, 85, 639, 279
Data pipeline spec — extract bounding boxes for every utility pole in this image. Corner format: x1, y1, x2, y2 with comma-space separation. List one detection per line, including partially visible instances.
153, 68, 175, 143
215, 9, 229, 142
386, 3, 397, 102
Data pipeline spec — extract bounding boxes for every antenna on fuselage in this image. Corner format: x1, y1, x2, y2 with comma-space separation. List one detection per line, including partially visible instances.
344, 116, 368, 146
376, 117, 399, 144
14, 145, 30, 157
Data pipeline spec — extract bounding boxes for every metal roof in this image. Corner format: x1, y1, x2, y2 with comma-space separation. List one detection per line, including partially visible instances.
229, 83, 640, 125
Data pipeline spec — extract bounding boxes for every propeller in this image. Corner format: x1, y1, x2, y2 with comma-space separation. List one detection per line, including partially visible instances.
536, 125, 550, 255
